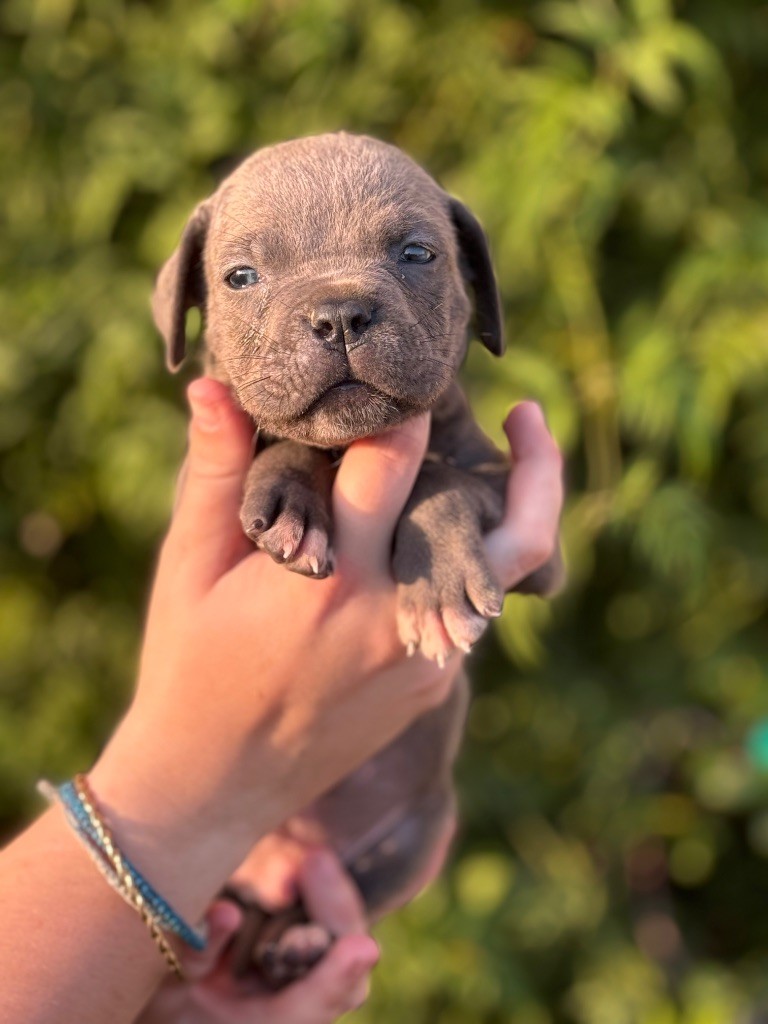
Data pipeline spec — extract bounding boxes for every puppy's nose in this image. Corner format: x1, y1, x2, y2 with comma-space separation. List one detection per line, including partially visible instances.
310, 300, 373, 348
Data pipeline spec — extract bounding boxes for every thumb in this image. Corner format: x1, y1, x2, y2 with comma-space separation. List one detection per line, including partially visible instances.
161, 378, 255, 591
332, 412, 430, 576
179, 899, 243, 982
483, 401, 564, 591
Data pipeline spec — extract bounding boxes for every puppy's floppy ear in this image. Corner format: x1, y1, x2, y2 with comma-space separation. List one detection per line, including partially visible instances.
449, 198, 504, 356
152, 201, 210, 371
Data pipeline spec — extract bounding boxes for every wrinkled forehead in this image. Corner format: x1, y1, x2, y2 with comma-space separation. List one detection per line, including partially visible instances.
208, 141, 454, 265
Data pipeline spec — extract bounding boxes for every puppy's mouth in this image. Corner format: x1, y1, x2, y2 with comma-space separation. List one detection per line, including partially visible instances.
279, 375, 413, 447
305, 378, 396, 415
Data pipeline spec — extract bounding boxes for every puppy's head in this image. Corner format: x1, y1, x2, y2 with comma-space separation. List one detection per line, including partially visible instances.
153, 133, 503, 447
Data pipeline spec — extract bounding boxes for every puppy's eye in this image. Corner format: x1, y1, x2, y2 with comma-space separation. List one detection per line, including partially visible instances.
226, 267, 259, 289
401, 244, 435, 264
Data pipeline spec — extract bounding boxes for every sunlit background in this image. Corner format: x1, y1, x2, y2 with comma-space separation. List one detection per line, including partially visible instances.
3, 0, 768, 1020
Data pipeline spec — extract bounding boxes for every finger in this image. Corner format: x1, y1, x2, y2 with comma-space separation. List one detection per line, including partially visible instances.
332, 413, 430, 576
300, 848, 367, 936
161, 378, 255, 591
180, 899, 243, 982
264, 933, 378, 1024
483, 402, 564, 591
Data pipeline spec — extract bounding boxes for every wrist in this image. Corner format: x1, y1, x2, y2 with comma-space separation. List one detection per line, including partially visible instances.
88, 717, 280, 923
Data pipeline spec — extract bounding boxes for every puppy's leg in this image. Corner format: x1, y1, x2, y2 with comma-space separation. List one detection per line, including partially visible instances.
393, 461, 507, 663
226, 673, 469, 988
394, 384, 563, 661
225, 895, 332, 989
240, 441, 335, 578
300, 669, 468, 914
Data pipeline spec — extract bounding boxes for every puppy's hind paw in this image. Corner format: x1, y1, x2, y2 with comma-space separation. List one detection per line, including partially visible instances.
256, 922, 332, 989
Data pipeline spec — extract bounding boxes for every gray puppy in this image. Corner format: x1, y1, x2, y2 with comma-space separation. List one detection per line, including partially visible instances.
153, 133, 556, 985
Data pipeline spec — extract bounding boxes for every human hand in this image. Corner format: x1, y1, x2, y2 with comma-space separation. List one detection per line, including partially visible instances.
90, 382, 563, 928
137, 846, 377, 1024
90, 378, 454, 923
484, 401, 564, 597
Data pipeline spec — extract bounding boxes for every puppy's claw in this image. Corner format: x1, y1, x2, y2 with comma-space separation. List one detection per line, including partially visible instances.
406, 641, 417, 658
288, 527, 333, 579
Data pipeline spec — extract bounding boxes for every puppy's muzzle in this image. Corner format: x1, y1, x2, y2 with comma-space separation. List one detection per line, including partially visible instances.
310, 298, 374, 352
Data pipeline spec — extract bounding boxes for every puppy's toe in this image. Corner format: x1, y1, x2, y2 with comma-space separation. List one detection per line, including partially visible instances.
241, 475, 333, 576
396, 598, 421, 657
242, 491, 280, 545
257, 508, 306, 563
396, 542, 504, 661
463, 556, 504, 620
396, 584, 452, 666
258, 923, 332, 988
275, 922, 331, 968
441, 604, 490, 654
286, 524, 334, 579
438, 562, 502, 655
418, 608, 454, 666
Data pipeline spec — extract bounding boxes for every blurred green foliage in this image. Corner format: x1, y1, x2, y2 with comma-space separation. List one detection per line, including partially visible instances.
3, 0, 768, 1020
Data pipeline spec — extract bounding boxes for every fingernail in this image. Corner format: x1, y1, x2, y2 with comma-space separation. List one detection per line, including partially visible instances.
188, 381, 221, 431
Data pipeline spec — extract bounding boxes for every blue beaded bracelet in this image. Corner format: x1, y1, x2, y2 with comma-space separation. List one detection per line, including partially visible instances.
50, 779, 207, 952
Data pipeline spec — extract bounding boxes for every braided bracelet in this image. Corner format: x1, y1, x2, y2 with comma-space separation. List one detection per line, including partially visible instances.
39, 774, 208, 978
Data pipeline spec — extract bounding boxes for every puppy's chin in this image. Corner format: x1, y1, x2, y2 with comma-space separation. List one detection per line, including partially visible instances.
267, 384, 417, 448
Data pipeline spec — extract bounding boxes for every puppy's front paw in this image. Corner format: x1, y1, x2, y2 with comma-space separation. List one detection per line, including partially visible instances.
395, 542, 503, 665
240, 477, 333, 578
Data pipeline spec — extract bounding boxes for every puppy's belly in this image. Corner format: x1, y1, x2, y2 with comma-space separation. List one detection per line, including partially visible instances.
284, 671, 469, 915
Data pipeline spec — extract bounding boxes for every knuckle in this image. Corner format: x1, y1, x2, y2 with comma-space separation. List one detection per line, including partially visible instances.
186, 453, 243, 485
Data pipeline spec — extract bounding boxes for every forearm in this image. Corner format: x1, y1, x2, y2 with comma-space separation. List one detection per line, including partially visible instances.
87, 714, 285, 925
0, 737, 280, 1024
0, 807, 167, 1024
